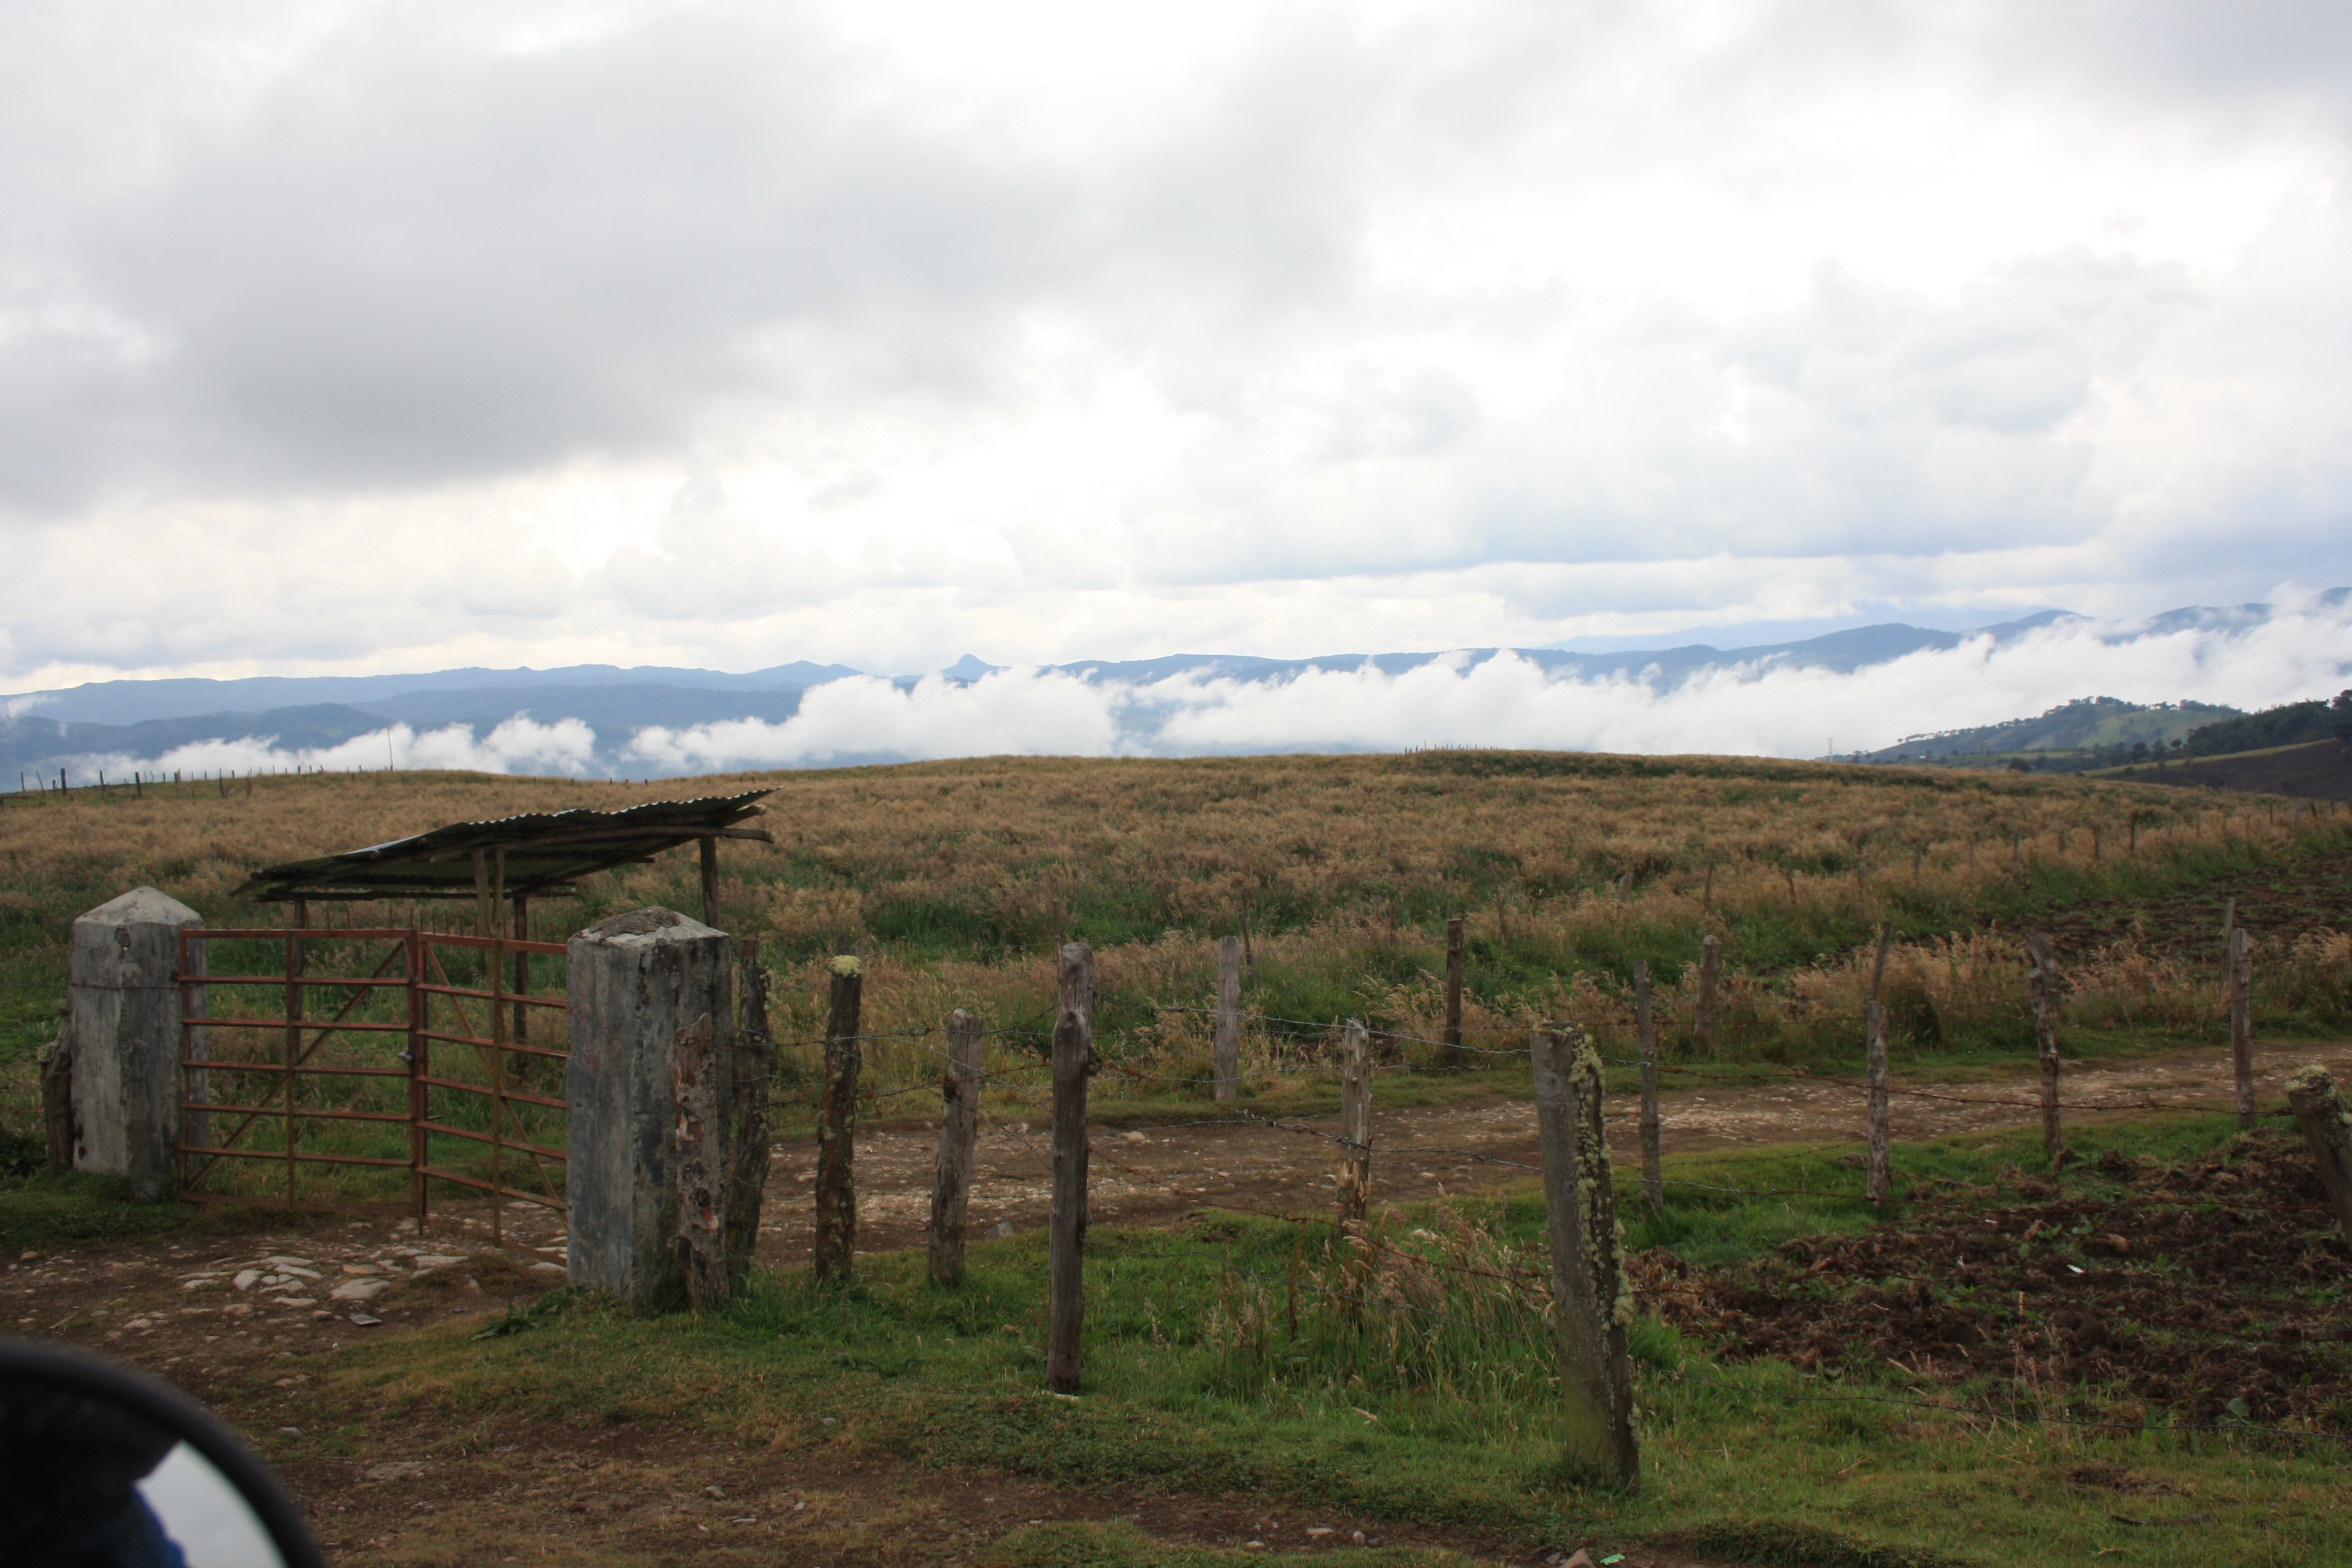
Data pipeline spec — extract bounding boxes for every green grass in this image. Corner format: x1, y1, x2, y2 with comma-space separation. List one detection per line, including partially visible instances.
306, 1112, 2347, 1568
983, 1523, 1482, 1567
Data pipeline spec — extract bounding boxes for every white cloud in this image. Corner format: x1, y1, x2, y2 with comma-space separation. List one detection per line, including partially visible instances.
62, 717, 599, 780
622, 668, 1120, 770
4, 2, 2352, 684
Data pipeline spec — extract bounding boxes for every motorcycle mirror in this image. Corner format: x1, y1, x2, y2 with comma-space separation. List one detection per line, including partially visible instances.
1, 1338, 324, 1568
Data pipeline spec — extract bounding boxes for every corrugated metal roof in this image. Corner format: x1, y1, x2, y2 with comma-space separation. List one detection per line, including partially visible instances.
232, 789, 775, 901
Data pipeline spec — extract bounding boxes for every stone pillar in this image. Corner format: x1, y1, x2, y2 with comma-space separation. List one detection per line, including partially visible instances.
68, 887, 205, 1200
565, 908, 733, 1310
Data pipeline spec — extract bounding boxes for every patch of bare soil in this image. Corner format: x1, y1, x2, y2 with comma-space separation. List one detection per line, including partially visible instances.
2019, 837, 2352, 956
1633, 1132, 2352, 1429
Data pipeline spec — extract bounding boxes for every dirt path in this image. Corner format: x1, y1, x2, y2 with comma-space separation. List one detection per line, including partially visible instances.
749, 1037, 2352, 1264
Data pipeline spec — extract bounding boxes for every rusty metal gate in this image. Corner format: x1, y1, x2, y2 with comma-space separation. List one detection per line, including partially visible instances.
174, 924, 570, 1241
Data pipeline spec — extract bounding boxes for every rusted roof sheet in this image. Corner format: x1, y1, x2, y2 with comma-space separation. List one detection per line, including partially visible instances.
232, 790, 774, 901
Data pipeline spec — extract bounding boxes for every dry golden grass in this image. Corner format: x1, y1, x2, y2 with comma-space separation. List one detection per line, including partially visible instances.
3, 751, 2344, 1141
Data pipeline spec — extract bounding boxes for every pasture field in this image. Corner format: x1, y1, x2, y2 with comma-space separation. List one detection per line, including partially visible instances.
4, 751, 2350, 1147
4, 752, 2351, 1567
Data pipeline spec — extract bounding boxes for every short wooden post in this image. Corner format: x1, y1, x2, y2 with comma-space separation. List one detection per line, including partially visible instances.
40, 1029, 74, 1173
928, 1008, 984, 1285
1213, 935, 1242, 1103
1334, 1018, 1372, 1228
1863, 999, 1892, 1204
1442, 916, 1465, 1070
1692, 935, 1722, 1056
2284, 1066, 2352, 1250
2027, 932, 2067, 1168
671, 1013, 727, 1308
2228, 925, 2255, 1131
1530, 1023, 1639, 1489
813, 956, 863, 1281
1634, 961, 1662, 1213
1047, 942, 1093, 1394
722, 935, 771, 1279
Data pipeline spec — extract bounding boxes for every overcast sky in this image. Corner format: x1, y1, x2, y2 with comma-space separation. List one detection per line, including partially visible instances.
5, 1, 2351, 692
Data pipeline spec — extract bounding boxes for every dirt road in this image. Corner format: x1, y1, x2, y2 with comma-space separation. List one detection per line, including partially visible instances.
748, 1037, 2352, 1263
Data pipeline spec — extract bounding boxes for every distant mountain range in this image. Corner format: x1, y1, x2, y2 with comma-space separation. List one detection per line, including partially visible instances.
4, 593, 2345, 781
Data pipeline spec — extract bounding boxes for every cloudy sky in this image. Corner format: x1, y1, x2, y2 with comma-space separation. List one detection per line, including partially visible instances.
5, 0, 2351, 696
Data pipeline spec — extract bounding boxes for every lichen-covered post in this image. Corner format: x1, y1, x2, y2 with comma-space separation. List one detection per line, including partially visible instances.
1634, 961, 1662, 1213
813, 955, 864, 1281
2027, 932, 2068, 1168
1047, 941, 1093, 1394
1442, 917, 1466, 1071
1213, 936, 1242, 1103
722, 935, 772, 1280
2285, 1065, 2352, 1250
2228, 925, 2255, 1130
1863, 999, 1892, 1204
565, 907, 734, 1311
68, 887, 205, 1200
1530, 1022, 1639, 1489
1692, 935, 1722, 1056
1334, 1018, 1372, 1229
671, 1013, 727, 1308
928, 1008, 984, 1285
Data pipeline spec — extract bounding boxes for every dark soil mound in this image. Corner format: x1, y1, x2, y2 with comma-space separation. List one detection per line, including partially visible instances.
1634, 1133, 2352, 1429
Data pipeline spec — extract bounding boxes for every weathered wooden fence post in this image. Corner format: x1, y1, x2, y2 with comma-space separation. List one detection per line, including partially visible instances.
929, 1008, 984, 1285
672, 1014, 727, 1308
1442, 916, 1466, 1071
2284, 1065, 2352, 1249
68, 887, 206, 1201
2027, 932, 2066, 1168
1693, 934, 1722, 1056
566, 907, 734, 1310
41, 1028, 74, 1173
1634, 961, 1662, 1213
1864, 999, 1892, 1204
1335, 1018, 1372, 1228
2228, 924, 2255, 1130
1862, 920, 1893, 1202
722, 935, 771, 1279
1530, 1022, 1639, 1489
1047, 942, 1093, 1394
813, 955, 864, 1281
1214, 935, 1242, 1103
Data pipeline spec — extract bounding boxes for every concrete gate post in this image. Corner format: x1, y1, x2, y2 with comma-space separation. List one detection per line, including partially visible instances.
565, 908, 734, 1310
68, 887, 205, 1200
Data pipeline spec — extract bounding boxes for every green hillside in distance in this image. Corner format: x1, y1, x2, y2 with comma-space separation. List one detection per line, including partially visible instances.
1858, 696, 2236, 772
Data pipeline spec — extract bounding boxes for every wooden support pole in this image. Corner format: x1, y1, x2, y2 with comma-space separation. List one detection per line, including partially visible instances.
1213, 935, 1242, 1103
1047, 941, 1093, 1394
722, 935, 772, 1279
2284, 1066, 2352, 1250
2027, 932, 2067, 1168
1334, 1018, 1372, 1229
1530, 1022, 1639, 1489
40, 1028, 74, 1174
2229, 924, 2255, 1131
928, 1008, 984, 1286
1634, 961, 1661, 1213
511, 893, 531, 1048
1864, 999, 1892, 1204
671, 1013, 727, 1309
1442, 916, 1465, 1071
1693, 935, 1722, 1056
699, 836, 722, 932
813, 956, 863, 1281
